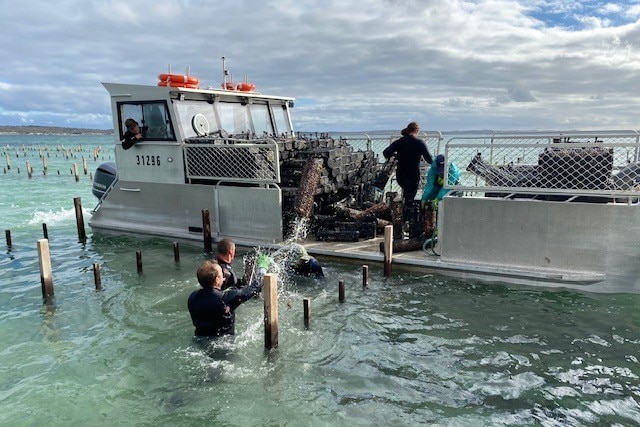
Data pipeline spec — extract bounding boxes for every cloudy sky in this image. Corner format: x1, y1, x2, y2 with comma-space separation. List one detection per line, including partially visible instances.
1, 0, 640, 132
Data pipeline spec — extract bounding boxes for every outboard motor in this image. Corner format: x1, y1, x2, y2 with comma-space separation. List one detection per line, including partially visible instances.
92, 161, 117, 199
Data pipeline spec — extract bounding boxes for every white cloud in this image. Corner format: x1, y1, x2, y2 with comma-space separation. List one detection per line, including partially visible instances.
0, 0, 639, 131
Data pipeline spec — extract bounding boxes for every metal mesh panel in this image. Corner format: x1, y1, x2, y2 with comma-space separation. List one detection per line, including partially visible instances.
445, 132, 640, 198
184, 139, 280, 183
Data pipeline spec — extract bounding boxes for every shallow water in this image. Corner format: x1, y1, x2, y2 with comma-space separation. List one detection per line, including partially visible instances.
1, 135, 640, 426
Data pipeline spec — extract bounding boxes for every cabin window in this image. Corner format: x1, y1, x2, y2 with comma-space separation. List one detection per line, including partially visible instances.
174, 101, 219, 138
118, 101, 175, 141
218, 102, 250, 136
249, 103, 272, 137
272, 103, 292, 138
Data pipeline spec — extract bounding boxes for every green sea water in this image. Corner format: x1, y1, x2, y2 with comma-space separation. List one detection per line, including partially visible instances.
1, 134, 639, 426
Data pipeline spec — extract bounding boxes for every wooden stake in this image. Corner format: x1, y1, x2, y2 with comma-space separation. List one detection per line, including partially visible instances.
173, 242, 180, 262
5, 229, 11, 247
339, 279, 345, 302
93, 263, 102, 290
303, 298, 311, 329
73, 197, 86, 242
73, 163, 79, 182
202, 209, 212, 252
136, 251, 143, 274
263, 273, 279, 349
362, 265, 369, 287
42, 223, 48, 239
37, 239, 54, 301
383, 225, 393, 277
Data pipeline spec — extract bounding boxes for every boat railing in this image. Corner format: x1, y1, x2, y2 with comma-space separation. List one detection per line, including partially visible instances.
444, 131, 640, 200
183, 137, 280, 184
334, 131, 443, 163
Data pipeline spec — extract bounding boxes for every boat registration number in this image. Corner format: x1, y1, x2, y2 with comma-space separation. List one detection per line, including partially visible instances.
136, 155, 161, 167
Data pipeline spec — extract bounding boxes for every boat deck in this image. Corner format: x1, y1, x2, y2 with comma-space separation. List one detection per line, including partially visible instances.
291, 237, 606, 286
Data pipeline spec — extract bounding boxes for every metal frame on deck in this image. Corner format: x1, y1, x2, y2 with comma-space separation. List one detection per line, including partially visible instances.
443, 131, 640, 200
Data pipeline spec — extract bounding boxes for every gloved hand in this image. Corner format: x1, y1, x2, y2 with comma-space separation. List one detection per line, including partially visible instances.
437, 176, 445, 186
257, 254, 271, 271
431, 199, 439, 210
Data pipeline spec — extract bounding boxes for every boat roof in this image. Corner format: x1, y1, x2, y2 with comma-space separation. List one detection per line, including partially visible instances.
102, 82, 295, 102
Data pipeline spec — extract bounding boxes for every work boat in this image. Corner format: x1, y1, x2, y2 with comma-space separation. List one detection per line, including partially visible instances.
91, 74, 640, 293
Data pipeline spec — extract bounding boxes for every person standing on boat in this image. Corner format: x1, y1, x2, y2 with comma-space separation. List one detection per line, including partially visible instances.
187, 256, 271, 337
383, 121, 433, 208
216, 238, 243, 289
421, 154, 461, 209
122, 118, 143, 150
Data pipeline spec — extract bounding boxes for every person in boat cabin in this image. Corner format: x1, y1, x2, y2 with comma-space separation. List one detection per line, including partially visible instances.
216, 238, 243, 289
288, 243, 324, 277
122, 118, 143, 150
187, 256, 272, 337
421, 154, 461, 210
382, 121, 433, 217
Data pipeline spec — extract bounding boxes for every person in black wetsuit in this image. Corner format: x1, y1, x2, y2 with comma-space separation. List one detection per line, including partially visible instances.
187, 256, 271, 337
289, 243, 324, 277
122, 118, 143, 150
382, 121, 433, 206
216, 238, 242, 290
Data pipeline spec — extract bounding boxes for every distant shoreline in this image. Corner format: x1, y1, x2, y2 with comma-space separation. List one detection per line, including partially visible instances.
0, 125, 113, 135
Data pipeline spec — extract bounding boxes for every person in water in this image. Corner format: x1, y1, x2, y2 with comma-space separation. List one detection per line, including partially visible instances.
421, 154, 462, 209
382, 121, 433, 207
289, 243, 324, 277
216, 238, 242, 290
187, 255, 271, 337
122, 118, 143, 150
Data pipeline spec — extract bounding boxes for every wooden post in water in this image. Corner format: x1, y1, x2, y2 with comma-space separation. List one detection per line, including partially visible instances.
136, 251, 143, 274
362, 265, 369, 288
173, 242, 180, 262
37, 239, 54, 301
383, 225, 393, 277
93, 263, 102, 291
82, 156, 87, 174
390, 199, 404, 240
73, 197, 86, 242
73, 163, 79, 182
42, 155, 47, 174
26, 160, 32, 178
5, 152, 10, 170
263, 273, 279, 349
5, 229, 11, 248
42, 223, 48, 239
201, 209, 212, 252
303, 298, 311, 329
339, 279, 345, 302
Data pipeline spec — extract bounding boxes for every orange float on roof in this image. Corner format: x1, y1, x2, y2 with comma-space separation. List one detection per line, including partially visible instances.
158, 81, 198, 89
158, 73, 199, 85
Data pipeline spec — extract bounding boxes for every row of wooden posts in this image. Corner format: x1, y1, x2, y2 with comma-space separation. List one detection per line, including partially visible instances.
3, 145, 106, 179
5, 198, 397, 349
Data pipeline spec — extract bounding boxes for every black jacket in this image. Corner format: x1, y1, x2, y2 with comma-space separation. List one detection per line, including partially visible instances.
382, 135, 432, 184
187, 274, 263, 337
122, 130, 142, 150
216, 255, 242, 290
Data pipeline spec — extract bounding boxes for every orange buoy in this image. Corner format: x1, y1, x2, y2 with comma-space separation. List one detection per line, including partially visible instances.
158, 81, 198, 89
158, 73, 199, 85
236, 82, 256, 92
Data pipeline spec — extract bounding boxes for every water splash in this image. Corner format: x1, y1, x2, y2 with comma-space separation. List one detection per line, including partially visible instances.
241, 217, 312, 292
27, 207, 90, 226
